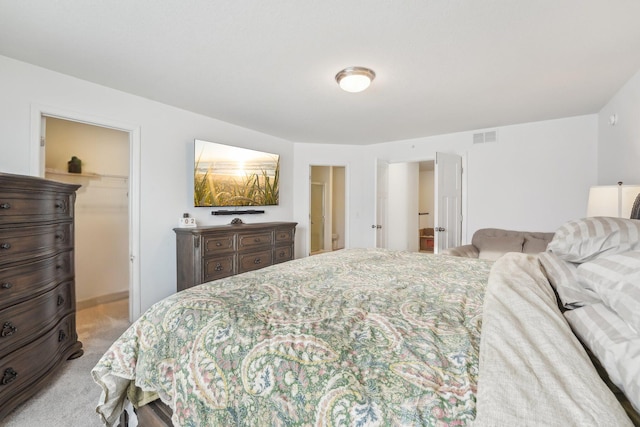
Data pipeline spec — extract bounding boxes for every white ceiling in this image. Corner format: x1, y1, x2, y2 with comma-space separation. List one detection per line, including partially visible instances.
1, 1, 640, 145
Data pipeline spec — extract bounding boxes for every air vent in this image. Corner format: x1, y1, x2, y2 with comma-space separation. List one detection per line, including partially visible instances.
472, 130, 498, 144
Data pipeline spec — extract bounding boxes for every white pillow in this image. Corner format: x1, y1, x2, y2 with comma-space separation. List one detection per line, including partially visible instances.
577, 250, 640, 333
548, 217, 640, 263
565, 303, 640, 412
538, 251, 601, 309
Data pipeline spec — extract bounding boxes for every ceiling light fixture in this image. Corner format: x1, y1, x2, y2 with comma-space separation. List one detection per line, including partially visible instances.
335, 66, 376, 93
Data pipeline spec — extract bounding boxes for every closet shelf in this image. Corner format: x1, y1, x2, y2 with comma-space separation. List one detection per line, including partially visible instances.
45, 168, 128, 180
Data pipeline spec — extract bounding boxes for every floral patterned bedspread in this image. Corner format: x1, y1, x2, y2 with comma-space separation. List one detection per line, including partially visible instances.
92, 248, 492, 426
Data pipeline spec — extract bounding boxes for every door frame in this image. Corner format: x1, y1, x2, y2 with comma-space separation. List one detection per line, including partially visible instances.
375, 153, 468, 252
374, 159, 389, 248
30, 104, 142, 321
310, 181, 327, 254
307, 164, 348, 257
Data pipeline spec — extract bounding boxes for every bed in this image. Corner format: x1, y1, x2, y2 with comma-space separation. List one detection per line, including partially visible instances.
92, 217, 640, 426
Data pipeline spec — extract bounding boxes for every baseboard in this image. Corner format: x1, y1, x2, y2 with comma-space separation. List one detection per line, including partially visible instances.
77, 291, 128, 311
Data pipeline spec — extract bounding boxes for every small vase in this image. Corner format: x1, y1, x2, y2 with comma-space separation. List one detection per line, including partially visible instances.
68, 156, 82, 174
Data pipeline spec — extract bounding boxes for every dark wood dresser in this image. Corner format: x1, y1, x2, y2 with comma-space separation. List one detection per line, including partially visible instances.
174, 221, 297, 291
0, 172, 83, 420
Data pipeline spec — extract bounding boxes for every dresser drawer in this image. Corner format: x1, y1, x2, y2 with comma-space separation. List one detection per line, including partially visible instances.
0, 192, 74, 224
273, 245, 293, 264
202, 234, 235, 256
239, 249, 273, 273
0, 281, 74, 357
0, 252, 72, 310
238, 232, 273, 251
202, 256, 235, 283
275, 228, 294, 242
0, 314, 76, 403
0, 224, 72, 267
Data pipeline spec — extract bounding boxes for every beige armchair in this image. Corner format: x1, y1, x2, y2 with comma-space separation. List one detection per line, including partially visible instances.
442, 228, 555, 260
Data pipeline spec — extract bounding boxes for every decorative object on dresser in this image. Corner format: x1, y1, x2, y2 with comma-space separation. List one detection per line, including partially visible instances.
174, 221, 297, 291
0, 172, 83, 420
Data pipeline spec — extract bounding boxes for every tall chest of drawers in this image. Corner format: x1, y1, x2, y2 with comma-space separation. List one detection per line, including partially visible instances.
0, 172, 83, 420
174, 222, 297, 291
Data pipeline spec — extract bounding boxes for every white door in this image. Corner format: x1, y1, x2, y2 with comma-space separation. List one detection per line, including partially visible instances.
434, 152, 462, 252
374, 159, 389, 248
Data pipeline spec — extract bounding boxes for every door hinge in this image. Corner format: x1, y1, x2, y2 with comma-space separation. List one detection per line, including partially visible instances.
40, 137, 45, 147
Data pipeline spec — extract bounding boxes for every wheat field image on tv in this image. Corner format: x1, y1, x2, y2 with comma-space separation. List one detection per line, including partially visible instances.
194, 140, 280, 207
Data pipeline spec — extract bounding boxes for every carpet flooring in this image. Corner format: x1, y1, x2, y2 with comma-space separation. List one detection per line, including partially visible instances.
2, 299, 131, 427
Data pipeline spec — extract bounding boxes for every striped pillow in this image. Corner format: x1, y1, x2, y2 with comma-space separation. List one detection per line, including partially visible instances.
548, 217, 640, 263
564, 303, 640, 412
577, 250, 640, 333
538, 252, 601, 309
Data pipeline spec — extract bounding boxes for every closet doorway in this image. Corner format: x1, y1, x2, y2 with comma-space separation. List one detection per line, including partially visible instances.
43, 117, 130, 312
31, 105, 141, 321
309, 165, 346, 256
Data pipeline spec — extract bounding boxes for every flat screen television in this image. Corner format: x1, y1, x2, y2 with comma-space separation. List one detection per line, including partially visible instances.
194, 139, 280, 207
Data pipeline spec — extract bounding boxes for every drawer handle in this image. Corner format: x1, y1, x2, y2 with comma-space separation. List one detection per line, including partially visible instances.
1, 322, 17, 337
57, 295, 65, 306
0, 203, 10, 210
1, 282, 12, 289
215, 242, 222, 247
55, 201, 66, 209
254, 238, 261, 243
55, 231, 65, 240
1, 368, 17, 385
0, 243, 11, 250
253, 258, 261, 265
214, 263, 223, 271
279, 251, 286, 257
58, 330, 67, 342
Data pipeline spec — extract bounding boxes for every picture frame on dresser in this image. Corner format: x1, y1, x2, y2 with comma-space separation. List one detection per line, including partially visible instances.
0, 172, 83, 421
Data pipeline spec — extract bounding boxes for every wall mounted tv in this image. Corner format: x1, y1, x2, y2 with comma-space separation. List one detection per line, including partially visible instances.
194, 139, 280, 207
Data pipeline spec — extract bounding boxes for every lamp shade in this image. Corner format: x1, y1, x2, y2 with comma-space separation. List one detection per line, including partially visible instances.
587, 184, 640, 218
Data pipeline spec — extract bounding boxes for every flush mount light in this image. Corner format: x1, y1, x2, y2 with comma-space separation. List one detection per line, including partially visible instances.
335, 66, 376, 93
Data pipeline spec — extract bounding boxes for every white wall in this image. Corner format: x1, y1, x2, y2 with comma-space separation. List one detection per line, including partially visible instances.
293, 143, 372, 256
0, 55, 294, 314
598, 69, 640, 185
363, 115, 599, 243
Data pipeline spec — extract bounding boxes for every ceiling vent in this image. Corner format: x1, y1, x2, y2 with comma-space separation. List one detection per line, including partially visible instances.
473, 130, 498, 144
